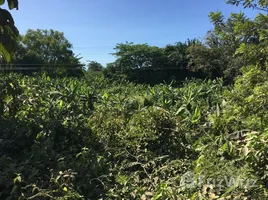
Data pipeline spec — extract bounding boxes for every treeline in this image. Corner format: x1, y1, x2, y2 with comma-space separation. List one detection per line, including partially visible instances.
102, 40, 210, 85
1, 1, 267, 85
91, 10, 268, 84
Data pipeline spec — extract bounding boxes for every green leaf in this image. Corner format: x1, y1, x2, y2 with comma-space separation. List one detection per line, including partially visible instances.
192, 107, 201, 123
220, 184, 237, 197
36, 133, 43, 139
222, 142, 228, 152
175, 105, 185, 115
59, 100, 64, 108
0, 43, 11, 62
103, 92, 109, 101
241, 145, 249, 156
0, 8, 15, 25
11, 185, 17, 194
76, 152, 82, 158
0, 0, 5, 6
235, 43, 246, 55
154, 192, 163, 200
115, 174, 128, 185
7, 0, 18, 10
13, 175, 21, 184
216, 103, 220, 117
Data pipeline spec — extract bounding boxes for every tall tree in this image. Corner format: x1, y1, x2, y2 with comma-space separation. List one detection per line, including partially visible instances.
111, 42, 165, 72
13, 29, 83, 75
187, 42, 226, 78
187, 11, 262, 81
234, 13, 268, 67
164, 42, 188, 69
20, 29, 78, 64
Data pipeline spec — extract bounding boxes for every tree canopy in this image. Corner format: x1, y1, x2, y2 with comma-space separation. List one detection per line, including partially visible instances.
187, 10, 268, 82
12, 29, 84, 76
87, 61, 103, 72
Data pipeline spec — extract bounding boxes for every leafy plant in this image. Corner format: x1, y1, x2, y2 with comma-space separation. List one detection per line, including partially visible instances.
0, 0, 19, 62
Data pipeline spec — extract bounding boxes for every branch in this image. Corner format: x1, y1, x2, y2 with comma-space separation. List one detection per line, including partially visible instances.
254, 6, 268, 12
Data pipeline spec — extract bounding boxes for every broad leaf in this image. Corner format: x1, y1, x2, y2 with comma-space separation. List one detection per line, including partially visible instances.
7, 0, 18, 10
0, 43, 11, 62
0, 0, 5, 6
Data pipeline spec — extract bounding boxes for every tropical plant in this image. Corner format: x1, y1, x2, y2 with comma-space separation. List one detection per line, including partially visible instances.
0, 0, 19, 62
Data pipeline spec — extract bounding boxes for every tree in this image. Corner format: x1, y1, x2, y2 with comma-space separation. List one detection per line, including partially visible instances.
187, 11, 264, 82
164, 42, 188, 69
0, 0, 19, 62
187, 42, 226, 78
234, 13, 268, 67
13, 29, 83, 76
87, 61, 103, 72
106, 41, 206, 84
111, 42, 166, 72
19, 29, 78, 64
105, 42, 169, 83
227, 0, 268, 12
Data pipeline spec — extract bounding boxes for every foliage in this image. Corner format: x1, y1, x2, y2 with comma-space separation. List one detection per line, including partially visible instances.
0, 0, 19, 62
105, 41, 209, 85
188, 11, 262, 82
0, 72, 267, 199
234, 13, 268, 67
112, 42, 165, 70
227, 0, 268, 12
164, 41, 190, 70
0, 0, 267, 199
87, 61, 103, 72
105, 10, 266, 84
9, 29, 84, 76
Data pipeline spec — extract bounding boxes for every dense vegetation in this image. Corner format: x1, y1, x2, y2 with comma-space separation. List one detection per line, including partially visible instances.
102, 9, 267, 85
0, 70, 267, 199
0, 0, 267, 199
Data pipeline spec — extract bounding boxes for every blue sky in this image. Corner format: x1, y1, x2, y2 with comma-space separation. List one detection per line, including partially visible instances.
7, 0, 259, 66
